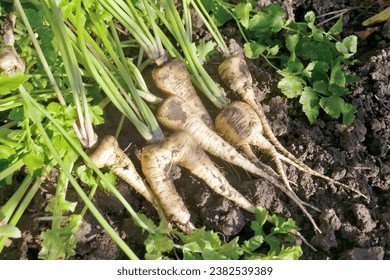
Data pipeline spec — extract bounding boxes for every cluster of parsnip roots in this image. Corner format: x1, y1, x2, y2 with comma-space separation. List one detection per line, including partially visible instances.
1, 12, 365, 239
89, 56, 366, 234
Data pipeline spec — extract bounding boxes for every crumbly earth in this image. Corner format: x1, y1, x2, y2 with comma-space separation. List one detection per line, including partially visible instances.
1, 0, 389, 260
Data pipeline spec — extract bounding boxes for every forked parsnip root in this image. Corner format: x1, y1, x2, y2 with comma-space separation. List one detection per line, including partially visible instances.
218, 56, 367, 199
87, 135, 167, 219
0, 14, 25, 74
157, 96, 321, 233
152, 58, 213, 128
215, 101, 302, 204
141, 131, 255, 233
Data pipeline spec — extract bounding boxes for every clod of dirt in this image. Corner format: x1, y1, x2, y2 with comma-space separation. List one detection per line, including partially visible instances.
340, 246, 385, 260
382, 20, 390, 40
310, 209, 341, 252
250, 179, 286, 214
340, 221, 371, 248
380, 211, 390, 231
199, 197, 245, 236
350, 203, 377, 233
72, 213, 124, 260
320, 208, 342, 231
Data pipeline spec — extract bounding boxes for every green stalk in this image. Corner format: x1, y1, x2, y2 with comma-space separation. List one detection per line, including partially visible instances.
64, 5, 163, 141
114, 114, 126, 139
124, 0, 159, 52
43, 0, 97, 148
182, 0, 193, 41
99, 0, 164, 64
0, 174, 33, 226
70, 23, 156, 141
191, 0, 229, 56
161, 0, 229, 108
0, 91, 58, 111
0, 159, 24, 182
89, 15, 162, 138
140, 0, 166, 63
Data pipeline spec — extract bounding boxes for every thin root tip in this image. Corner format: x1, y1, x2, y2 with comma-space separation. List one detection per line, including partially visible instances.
336, 181, 369, 200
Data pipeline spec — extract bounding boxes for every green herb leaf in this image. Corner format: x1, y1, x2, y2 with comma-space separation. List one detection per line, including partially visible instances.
76, 164, 97, 187
277, 74, 305, 98
201, 0, 232, 26
313, 80, 329, 95
341, 101, 357, 124
0, 73, 28, 95
24, 148, 46, 177
203, 237, 242, 260
335, 41, 348, 54
243, 42, 267, 59
296, 38, 335, 62
320, 95, 346, 119
45, 194, 77, 213
242, 234, 264, 253
39, 214, 82, 259
328, 83, 349, 96
330, 63, 346, 87
235, 2, 252, 28
145, 233, 174, 254
196, 39, 217, 63
255, 207, 269, 226
0, 224, 21, 238
343, 35, 357, 53
132, 212, 157, 231
263, 245, 303, 260
286, 34, 299, 61
304, 11, 316, 23
299, 87, 320, 124
328, 16, 343, 35
248, 4, 285, 33
99, 171, 117, 190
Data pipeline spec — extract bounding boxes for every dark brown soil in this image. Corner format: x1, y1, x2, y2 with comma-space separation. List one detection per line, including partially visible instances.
1, 0, 389, 260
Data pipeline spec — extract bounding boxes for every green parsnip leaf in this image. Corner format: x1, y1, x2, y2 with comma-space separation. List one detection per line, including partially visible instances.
277, 74, 305, 98
286, 34, 299, 61
0, 73, 28, 95
145, 233, 174, 255
320, 96, 343, 118
244, 42, 267, 59
328, 16, 343, 35
0, 224, 21, 238
340, 102, 357, 124
235, 2, 252, 28
249, 4, 285, 33
299, 87, 319, 124
39, 214, 82, 260
201, 0, 232, 26
196, 39, 217, 62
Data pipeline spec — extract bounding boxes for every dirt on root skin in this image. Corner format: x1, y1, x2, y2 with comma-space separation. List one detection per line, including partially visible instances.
1, 0, 389, 260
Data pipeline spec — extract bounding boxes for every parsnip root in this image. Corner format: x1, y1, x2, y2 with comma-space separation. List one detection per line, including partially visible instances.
141, 131, 255, 233
87, 135, 166, 218
0, 14, 25, 74
218, 56, 366, 199
215, 101, 298, 199
152, 58, 213, 128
